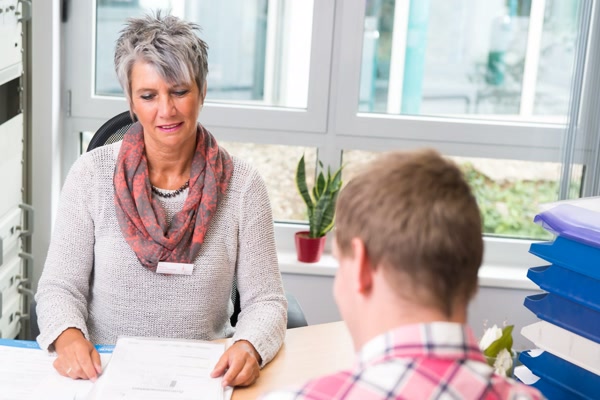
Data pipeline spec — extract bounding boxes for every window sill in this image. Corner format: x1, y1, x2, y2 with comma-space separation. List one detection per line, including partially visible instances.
278, 251, 539, 291
278, 251, 338, 277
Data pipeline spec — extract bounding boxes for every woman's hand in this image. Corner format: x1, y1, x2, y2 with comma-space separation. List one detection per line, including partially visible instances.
52, 328, 102, 381
210, 340, 262, 387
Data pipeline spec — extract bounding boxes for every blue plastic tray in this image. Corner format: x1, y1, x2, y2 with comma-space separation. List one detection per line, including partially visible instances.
530, 377, 585, 400
519, 350, 599, 400
529, 237, 600, 280
524, 292, 600, 344
528, 265, 600, 313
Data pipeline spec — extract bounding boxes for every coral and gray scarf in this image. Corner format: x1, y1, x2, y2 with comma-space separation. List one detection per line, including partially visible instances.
114, 122, 233, 270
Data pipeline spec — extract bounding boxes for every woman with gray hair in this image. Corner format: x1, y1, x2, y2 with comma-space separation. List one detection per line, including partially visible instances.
35, 12, 287, 388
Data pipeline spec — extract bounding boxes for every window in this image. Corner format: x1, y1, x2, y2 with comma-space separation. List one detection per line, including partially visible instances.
343, 149, 584, 240
334, 0, 595, 240
65, 0, 600, 271
219, 142, 317, 221
66, 0, 332, 134
95, 0, 313, 108
359, 0, 579, 122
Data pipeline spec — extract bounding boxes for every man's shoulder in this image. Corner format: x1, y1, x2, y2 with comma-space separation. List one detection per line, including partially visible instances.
259, 358, 543, 400
259, 370, 354, 400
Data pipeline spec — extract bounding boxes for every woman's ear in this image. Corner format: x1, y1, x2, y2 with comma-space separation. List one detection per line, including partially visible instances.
128, 101, 137, 122
201, 82, 207, 104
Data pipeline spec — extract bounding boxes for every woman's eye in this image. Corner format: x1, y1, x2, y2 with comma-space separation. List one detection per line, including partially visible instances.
173, 90, 189, 97
140, 94, 154, 100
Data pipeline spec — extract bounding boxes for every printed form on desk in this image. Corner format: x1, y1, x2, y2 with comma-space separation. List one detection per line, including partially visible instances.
0, 338, 232, 400
88, 336, 232, 400
0, 340, 112, 400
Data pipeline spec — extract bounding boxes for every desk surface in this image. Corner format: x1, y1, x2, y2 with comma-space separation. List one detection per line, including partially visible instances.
232, 321, 355, 400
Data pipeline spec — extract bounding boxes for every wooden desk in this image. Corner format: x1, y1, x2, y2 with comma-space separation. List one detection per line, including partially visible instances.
232, 321, 355, 400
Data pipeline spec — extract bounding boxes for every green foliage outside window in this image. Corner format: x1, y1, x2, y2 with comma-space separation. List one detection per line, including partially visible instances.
461, 163, 580, 240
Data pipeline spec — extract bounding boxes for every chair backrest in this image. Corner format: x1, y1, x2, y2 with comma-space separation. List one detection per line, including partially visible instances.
87, 112, 307, 329
86, 111, 135, 152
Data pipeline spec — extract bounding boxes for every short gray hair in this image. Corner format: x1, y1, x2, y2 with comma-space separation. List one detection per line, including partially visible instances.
114, 11, 209, 108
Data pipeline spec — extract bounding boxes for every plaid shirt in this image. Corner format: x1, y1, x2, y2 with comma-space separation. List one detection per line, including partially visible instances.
260, 323, 542, 400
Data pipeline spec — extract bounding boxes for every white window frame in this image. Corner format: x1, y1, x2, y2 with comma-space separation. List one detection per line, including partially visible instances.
333, 0, 590, 164
59, 0, 600, 290
65, 0, 334, 131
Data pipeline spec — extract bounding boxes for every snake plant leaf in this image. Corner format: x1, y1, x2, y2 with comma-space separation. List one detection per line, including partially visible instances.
483, 325, 514, 358
296, 155, 343, 238
310, 190, 334, 238
314, 170, 326, 199
310, 167, 343, 237
296, 155, 314, 213
317, 196, 338, 237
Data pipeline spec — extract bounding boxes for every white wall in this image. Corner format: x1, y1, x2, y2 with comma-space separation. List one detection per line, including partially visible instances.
283, 272, 542, 350
31, 0, 62, 291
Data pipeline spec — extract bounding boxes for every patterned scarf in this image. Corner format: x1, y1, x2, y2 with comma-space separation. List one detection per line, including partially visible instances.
114, 122, 233, 270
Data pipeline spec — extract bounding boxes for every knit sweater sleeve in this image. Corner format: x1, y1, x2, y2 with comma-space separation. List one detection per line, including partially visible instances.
35, 154, 96, 351
231, 165, 287, 366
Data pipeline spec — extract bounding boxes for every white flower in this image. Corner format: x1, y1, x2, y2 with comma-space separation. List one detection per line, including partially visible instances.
479, 324, 502, 351
493, 348, 514, 377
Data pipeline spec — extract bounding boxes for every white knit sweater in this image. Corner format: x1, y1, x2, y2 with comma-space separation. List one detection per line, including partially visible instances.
35, 142, 287, 366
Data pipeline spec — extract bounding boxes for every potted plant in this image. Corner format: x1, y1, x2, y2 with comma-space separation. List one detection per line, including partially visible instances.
295, 155, 343, 263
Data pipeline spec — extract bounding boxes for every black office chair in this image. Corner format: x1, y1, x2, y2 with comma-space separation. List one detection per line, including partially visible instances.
87, 111, 308, 329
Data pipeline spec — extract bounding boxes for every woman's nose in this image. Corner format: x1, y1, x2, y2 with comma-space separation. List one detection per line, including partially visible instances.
158, 96, 176, 117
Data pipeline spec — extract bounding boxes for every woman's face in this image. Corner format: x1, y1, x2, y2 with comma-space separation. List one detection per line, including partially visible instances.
130, 61, 204, 151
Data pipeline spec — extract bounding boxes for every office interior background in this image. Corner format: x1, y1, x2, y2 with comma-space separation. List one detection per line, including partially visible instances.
2, 0, 600, 349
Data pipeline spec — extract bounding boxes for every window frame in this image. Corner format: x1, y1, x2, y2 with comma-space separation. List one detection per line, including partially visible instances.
333, 0, 591, 164
66, 0, 334, 132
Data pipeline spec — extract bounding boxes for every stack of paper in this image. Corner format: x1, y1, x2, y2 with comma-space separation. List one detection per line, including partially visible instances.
89, 337, 227, 399
0, 337, 232, 400
517, 198, 600, 398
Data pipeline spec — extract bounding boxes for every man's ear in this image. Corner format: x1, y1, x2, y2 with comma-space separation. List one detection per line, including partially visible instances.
349, 238, 373, 295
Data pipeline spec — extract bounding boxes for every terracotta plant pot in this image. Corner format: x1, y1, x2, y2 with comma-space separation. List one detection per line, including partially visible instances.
295, 231, 326, 263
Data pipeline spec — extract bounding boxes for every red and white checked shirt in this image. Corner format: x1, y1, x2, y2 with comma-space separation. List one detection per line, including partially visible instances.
260, 322, 543, 400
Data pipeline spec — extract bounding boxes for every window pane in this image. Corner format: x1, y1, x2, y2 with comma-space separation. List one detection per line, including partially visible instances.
80, 131, 94, 154
220, 142, 317, 222
359, 0, 581, 123
342, 149, 583, 240
95, 0, 313, 108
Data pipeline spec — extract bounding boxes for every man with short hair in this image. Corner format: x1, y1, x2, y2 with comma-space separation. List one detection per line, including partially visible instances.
262, 149, 541, 399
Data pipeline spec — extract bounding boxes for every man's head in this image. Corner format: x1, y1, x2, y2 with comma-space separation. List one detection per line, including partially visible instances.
333, 149, 483, 337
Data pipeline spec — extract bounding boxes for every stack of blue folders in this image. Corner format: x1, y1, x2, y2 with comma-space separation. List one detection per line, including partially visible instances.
519, 203, 600, 399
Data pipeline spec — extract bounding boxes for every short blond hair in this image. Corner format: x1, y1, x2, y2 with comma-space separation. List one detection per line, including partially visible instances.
335, 149, 483, 315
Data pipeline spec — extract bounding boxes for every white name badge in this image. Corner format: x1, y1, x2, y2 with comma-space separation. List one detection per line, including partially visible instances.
156, 262, 194, 275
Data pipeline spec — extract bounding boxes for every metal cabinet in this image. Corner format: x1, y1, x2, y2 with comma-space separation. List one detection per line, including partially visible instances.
0, 0, 32, 339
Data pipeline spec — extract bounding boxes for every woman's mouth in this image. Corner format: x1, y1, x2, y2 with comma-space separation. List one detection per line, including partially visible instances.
157, 122, 184, 132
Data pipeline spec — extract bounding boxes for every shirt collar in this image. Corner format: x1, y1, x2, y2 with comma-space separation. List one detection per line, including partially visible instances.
356, 322, 486, 368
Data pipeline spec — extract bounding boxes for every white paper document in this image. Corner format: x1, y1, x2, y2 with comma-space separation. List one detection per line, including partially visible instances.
88, 337, 227, 400
0, 342, 111, 400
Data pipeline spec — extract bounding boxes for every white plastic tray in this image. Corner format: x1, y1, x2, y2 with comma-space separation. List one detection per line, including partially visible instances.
514, 365, 540, 385
521, 321, 600, 376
